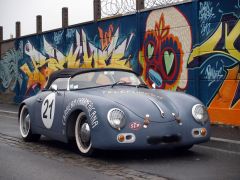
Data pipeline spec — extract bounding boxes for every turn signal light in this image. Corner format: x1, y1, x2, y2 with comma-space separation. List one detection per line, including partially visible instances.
200, 128, 207, 136
192, 128, 207, 138
118, 134, 125, 142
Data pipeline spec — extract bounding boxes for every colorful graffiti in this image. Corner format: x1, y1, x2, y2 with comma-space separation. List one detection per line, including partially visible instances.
18, 25, 134, 97
188, 11, 240, 125
199, 1, 216, 37
139, 7, 191, 90
0, 43, 23, 92
0, 0, 239, 126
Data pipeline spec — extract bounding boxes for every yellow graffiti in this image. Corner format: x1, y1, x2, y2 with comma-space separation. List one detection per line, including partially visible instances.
188, 20, 240, 64
20, 63, 49, 90
225, 20, 240, 59
188, 16, 240, 126
21, 28, 132, 93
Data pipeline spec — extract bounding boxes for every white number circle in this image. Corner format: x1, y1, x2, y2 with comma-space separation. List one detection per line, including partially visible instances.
41, 93, 56, 129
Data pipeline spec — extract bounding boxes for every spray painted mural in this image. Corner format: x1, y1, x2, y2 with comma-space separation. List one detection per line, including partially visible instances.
138, 0, 239, 125
187, 0, 240, 125
0, 47, 23, 92
0, 0, 239, 125
12, 15, 138, 102
139, 7, 192, 91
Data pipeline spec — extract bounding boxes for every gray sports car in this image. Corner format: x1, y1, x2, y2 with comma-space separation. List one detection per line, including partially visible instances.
19, 68, 210, 156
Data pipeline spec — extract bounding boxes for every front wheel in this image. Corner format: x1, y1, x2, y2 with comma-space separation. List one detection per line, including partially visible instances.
75, 112, 95, 156
19, 105, 41, 142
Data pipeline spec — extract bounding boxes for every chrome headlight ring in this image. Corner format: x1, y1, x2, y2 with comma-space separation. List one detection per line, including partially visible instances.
192, 104, 209, 124
107, 108, 126, 130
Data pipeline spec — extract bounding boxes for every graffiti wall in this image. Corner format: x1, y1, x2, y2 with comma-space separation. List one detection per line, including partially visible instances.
0, 0, 239, 125
188, 0, 240, 125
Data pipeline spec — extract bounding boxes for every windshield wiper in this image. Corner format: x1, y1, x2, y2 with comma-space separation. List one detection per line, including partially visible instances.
137, 83, 149, 88
111, 81, 131, 88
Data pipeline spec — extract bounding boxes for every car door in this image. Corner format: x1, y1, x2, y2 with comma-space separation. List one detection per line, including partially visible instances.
34, 90, 53, 129
35, 78, 68, 137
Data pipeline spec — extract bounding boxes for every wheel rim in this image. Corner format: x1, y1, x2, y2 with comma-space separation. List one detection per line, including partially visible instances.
75, 113, 92, 154
80, 123, 91, 144
20, 106, 30, 138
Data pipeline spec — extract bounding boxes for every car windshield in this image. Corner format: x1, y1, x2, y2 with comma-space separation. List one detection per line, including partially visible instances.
69, 70, 143, 90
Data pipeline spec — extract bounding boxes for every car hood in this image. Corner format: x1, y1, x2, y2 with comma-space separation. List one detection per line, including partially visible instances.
88, 87, 179, 123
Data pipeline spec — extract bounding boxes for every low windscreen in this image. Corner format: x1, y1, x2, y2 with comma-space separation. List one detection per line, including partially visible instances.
69, 71, 141, 90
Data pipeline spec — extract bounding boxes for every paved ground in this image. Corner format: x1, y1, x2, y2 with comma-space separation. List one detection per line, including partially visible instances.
0, 103, 240, 180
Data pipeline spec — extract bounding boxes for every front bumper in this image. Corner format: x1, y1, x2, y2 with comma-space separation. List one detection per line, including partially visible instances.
92, 120, 211, 150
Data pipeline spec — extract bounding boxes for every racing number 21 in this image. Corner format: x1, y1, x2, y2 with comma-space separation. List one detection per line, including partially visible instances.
43, 99, 54, 119
41, 93, 56, 129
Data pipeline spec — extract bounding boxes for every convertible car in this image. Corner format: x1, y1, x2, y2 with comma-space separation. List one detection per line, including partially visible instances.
19, 68, 210, 156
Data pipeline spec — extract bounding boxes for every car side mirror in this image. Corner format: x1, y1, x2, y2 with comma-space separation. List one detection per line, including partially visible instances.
50, 84, 58, 92
152, 83, 156, 89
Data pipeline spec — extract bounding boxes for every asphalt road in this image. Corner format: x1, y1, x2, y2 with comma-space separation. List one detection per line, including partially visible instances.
0, 113, 240, 180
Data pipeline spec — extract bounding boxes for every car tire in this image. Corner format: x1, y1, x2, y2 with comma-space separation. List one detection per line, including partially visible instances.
75, 112, 95, 156
19, 105, 41, 142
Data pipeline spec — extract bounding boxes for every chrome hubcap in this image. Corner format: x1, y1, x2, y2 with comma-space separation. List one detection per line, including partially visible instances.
23, 114, 30, 135
75, 113, 92, 153
80, 123, 91, 143
20, 107, 30, 137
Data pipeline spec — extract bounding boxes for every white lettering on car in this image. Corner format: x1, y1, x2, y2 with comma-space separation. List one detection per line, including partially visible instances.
62, 98, 98, 128
102, 90, 163, 99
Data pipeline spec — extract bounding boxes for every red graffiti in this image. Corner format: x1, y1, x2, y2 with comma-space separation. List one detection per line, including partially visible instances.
140, 13, 184, 90
98, 24, 114, 50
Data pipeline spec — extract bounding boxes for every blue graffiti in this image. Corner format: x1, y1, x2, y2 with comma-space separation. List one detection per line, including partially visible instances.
149, 69, 162, 87
200, 60, 225, 87
0, 48, 23, 91
199, 1, 216, 37
54, 30, 64, 44
66, 29, 76, 39
235, 0, 240, 9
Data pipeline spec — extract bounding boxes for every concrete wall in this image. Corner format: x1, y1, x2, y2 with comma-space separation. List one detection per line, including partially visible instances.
0, 0, 239, 125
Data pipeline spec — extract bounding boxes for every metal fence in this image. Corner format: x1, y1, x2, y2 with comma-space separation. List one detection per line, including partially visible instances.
100, 0, 186, 17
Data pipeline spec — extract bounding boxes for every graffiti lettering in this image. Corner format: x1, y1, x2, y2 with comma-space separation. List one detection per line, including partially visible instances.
0, 48, 23, 91
0, 1, 239, 127
17, 26, 133, 97
189, 14, 240, 65
201, 62, 224, 86
189, 13, 240, 125
199, 1, 215, 37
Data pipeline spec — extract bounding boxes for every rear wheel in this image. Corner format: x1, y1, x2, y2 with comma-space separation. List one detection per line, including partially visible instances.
75, 112, 95, 156
19, 105, 41, 142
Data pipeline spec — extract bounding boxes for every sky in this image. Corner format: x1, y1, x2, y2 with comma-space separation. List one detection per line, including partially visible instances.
0, 0, 93, 40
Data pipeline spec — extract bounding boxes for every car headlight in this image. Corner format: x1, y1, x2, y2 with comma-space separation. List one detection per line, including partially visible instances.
107, 108, 126, 130
192, 104, 209, 124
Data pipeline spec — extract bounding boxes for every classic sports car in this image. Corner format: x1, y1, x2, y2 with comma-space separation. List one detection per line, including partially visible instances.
19, 68, 210, 156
